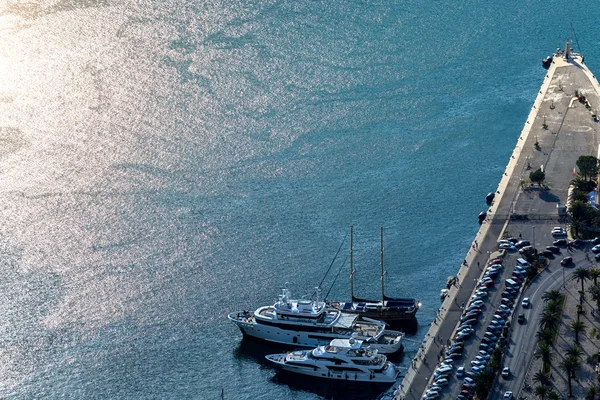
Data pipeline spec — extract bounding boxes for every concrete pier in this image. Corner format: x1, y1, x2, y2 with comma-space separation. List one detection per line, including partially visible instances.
394, 50, 600, 399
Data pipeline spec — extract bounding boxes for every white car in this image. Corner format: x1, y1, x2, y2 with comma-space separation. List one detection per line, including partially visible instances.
593, 245, 600, 254
456, 367, 465, 377
504, 391, 513, 399
552, 227, 567, 236
434, 365, 453, 376
522, 298, 530, 308
434, 377, 448, 386
499, 243, 516, 250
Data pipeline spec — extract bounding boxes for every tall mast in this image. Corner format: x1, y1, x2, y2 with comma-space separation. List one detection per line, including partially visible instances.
380, 226, 385, 302
350, 225, 354, 299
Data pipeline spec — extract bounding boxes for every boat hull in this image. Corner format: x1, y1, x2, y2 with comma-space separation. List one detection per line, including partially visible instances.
266, 354, 399, 384
331, 307, 417, 322
328, 298, 419, 323
228, 312, 403, 354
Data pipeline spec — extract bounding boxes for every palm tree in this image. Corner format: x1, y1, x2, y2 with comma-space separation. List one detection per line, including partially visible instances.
547, 391, 560, 400
540, 311, 560, 333
545, 300, 562, 315
590, 268, 600, 286
542, 290, 562, 303
473, 368, 493, 399
570, 355, 581, 379
573, 267, 591, 293
560, 357, 576, 397
534, 384, 550, 400
536, 342, 554, 370
569, 321, 587, 345
565, 344, 583, 360
533, 371, 551, 386
536, 328, 554, 344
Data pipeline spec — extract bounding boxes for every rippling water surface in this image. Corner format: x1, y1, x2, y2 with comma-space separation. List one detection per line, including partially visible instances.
0, 0, 599, 398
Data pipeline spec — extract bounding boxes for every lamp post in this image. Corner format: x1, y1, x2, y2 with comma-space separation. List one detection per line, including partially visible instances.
533, 226, 535, 248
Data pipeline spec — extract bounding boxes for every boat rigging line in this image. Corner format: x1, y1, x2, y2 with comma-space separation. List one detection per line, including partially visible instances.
317, 232, 348, 292
324, 255, 349, 301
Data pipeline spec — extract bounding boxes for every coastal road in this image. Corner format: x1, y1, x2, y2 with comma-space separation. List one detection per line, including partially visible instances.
492, 238, 594, 399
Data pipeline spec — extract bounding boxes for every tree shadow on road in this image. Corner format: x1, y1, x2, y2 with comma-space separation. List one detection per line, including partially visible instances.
539, 191, 561, 203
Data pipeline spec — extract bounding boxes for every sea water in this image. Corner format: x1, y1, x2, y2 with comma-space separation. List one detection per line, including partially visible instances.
0, 0, 599, 399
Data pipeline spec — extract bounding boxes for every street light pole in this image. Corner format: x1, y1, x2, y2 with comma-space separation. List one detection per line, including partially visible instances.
533, 225, 535, 248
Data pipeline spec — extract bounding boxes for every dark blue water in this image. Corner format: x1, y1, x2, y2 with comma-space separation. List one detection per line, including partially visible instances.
0, 1, 599, 399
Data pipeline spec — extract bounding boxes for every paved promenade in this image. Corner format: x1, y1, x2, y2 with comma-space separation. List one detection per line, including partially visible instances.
394, 51, 600, 400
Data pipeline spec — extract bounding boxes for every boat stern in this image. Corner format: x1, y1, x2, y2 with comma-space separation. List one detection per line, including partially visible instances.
377, 330, 404, 354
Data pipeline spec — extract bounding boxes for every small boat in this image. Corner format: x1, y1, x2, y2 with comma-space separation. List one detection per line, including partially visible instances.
542, 56, 553, 69
228, 284, 404, 354
440, 289, 448, 300
328, 227, 420, 323
265, 337, 399, 383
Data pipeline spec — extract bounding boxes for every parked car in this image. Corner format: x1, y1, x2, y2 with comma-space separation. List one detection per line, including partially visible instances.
482, 336, 497, 345
570, 239, 585, 247
434, 377, 449, 386
499, 304, 511, 312
546, 245, 560, 253
522, 298, 530, 308
499, 242, 516, 250
551, 227, 567, 236
479, 343, 493, 352
504, 391, 513, 399
470, 359, 485, 367
561, 256, 573, 266
434, 365, 452, 376
515, 240, 531, 249
591, 237, 600, 245
456, 330, 473, 341
501, 298, 514, 307
502, 367, 510, 378
553, 239, 568, 246
592, 244, 600, 254
542, 249, 554, 257
470, 300, 485, 308
456, 367, 465, 378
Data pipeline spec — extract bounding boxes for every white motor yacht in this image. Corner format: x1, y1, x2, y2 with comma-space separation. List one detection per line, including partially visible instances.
265, 337, 399, 383
228, 284, 404, 354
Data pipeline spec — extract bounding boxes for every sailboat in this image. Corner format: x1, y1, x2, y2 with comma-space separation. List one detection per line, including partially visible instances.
327, 227, 420, 323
